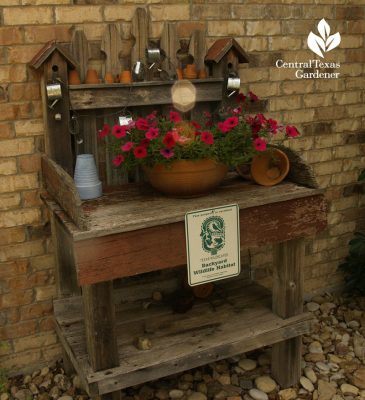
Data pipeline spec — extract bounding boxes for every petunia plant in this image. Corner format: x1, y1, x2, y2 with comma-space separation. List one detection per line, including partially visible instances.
98, 91, 300, 171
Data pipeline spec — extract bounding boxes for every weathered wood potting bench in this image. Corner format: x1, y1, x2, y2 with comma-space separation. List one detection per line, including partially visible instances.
30, 27, 327, 399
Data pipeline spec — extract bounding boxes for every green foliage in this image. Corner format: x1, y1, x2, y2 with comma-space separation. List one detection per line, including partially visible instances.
339, 232, 365, 296
358, 169, 365, 181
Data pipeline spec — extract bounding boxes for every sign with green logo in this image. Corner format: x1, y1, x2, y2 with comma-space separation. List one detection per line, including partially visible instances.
185, 204, 240, 286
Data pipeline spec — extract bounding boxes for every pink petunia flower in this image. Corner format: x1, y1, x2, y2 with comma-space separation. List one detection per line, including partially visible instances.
286, 125, 300, 138
218, 121, 230, 133
135, 118, 149, 131
112, 154, 124, 166
112, 125, 128, 138
98, 124, 110, 139
169, 111, 181, 123
201, 131, 214, 145
267, 118, 278, 134
145, 127, 159, 140
121, 141, 134, 152
133, 145, 148, 159
235, 93, 246, 103
253, 137, 267, 152
160, 148, 175, 159
163, 132, 177, 148
146, 111, 157, 120
224, 116, 239, 129
248, 91, 259, 102
190, 121, 201, 130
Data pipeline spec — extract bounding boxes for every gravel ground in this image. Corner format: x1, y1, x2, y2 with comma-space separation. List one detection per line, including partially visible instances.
1, 292, 365, 400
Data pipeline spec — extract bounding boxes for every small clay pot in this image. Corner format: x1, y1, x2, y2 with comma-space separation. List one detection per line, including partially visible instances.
198, 69, 208, 79
176, 68, 183, 80
68, 69, 81, 85
250, 148, 290, 186
120, 70, 132, 84
104, 72, 114, 84
85, 69, 99, 84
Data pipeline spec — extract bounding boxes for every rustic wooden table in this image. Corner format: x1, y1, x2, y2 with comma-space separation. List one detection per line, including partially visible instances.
43, 175, 327, 399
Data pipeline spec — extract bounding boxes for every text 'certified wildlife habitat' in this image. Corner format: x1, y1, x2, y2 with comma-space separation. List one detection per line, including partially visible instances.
185, 204, 240, 286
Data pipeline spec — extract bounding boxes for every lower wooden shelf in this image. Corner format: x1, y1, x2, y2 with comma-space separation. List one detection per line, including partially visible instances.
54, 281, 313, 396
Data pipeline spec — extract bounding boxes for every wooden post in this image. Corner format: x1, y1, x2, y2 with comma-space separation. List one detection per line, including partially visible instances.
82, 282, 121, 400
271, 239, 304, 387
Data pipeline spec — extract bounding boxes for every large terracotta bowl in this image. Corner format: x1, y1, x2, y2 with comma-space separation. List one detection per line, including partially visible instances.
143, 159, 228, 198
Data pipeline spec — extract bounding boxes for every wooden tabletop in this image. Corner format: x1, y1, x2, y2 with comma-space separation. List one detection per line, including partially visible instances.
47, 176, 324, 241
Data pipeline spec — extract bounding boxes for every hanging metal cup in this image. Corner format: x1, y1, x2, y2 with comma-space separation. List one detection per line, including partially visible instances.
145, 48, 161, 70
226, 74, 241, 98
132, 61, 145, 81
46, 81, 62, 109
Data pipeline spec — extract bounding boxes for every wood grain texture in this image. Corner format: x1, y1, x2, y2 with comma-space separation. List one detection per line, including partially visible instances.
188, 29, 206, 71
101, 24, 124, 78
68, 79, 224, 110
131, 7, 149, 68
73, 192, 326, 285
42, 53, 74, 176
71, 29, 90, 84
160, 22, 179, 76
271, 239, 304, 387
41, 155, 86, 229
53, 281, 312, 395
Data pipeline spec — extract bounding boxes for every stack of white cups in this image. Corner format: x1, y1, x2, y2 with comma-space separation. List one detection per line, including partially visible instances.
74, 154, 102, 200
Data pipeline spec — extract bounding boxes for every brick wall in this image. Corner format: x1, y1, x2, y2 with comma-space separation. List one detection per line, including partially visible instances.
0, 0, 364, 373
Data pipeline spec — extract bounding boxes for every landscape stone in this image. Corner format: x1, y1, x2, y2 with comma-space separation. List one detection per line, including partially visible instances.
351, 368, 365, 389
340, 384, 359, 396
300, 376, 314, 392
14, 389, 33, 400
187, 392, 207, 400
254, 376, 276, 393
306, 302, 320, 312
238, 359, 257, 371
169, 389, 184, 399
248, 389, 268, 400
318, 380, 336, 400
278, 388, 297, 400
155, 389, 169, 400
304, 367, 317, 383
309, 341, 323, 354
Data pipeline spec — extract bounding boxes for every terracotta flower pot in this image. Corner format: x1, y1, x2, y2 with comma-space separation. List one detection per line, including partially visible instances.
120, 70, 132, 83
250, 148, 290, 186
176, 68, 183, 80
143, 159, 228, 198
198, 69, 208, 79
104, 72, 114, 84
68, 69, 81, 85
85, 69, 99, 84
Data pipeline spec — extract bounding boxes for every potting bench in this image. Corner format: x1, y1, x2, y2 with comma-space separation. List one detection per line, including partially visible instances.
30, 32, 327, 400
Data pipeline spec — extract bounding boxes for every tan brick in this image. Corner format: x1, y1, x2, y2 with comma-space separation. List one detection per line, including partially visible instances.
270, 37, 302, 51
0, 340, 12, 356
330, 196, 358, 212
339, 63, 362, 77
0, 319, 37, 340
303, 93, 333, 108
103, 5, 136, 21
269, 67, 297, 81
0, 27, 23, 45
31, 254, 54, 271
237, 37, 268, 52
0, 260, 28, 279
192, 4, 231, 19
346, 77, 365, 90
347, 104, 365, 118
0, 207, 41, 228
334, 144, 361, 159
0, 173, 38, 194
316, 175, 331, 188
207, 21, 245, 36
23, 0, 70, 4
314, 135, 334, 149
348, 20, 365, 33
0, 65, 26, 84
81, 23, 107, 41
0, 349, 42, 371
246, 81, 280, 97
340, 35, 363, 49
302, 149, 332, 163
343, 157, 365, 172
282, 19, 316, 35
246, 21, 281, 36
9, 84, 40, 102
270, 95, 301, 111
313, 160, 343, 175
316, 105, 347, 121
336, 5, 364, 20
8, 45, 44, 64
282, 80, 315, 94
0, 102, 32, 121
18, 154, 41, 174
0, 226, 25, 245
42, 343, 62, 362
282, 109, 315, 124
22, 190, 42, 207
0, 122, 14, 139
14, 119, 44, 137
13, 331, 57, 353
0, 0, 20, 4
334, 91, 361, 105
288, 136, 314, 151
304, 5, 335, 19
333, 170, 362, 185
0, 159, 17, 175
3, 6, 53, 25
24, 25, 72, 43
20, 300, 53, 320
334, 118, 361, 132
8, 271, 49, 291
177, 22, 205, 38
55, 5, 102, 23
240, 68, 269, 83
315, 79, 346, 93
35, 285, 56, 301
150, 4, 189, 20
0, 290, 33, 309
0, 138, 34, 157
0, 239, 44, 263
329, 221, 356, 237
150, 21, 163, 39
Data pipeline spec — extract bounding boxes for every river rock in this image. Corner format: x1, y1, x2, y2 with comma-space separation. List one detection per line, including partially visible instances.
238, 359, 257, 371
354, 333, 365, 358
248, 389, 268, 400
38, 394, 50, 400
15, 389, 33, 400
300, 376, 314, 392
255, 376, 276, 393
304, 367, 317, 383
49, 386, 60, 399
188, 392, 207, 400
239, 378, 253, 390
309, 341, 324, 354
196, 383, 208, 395
257, 353, 271, 366
58, 397, 73, 400
54, 374, 71, 391
29, 383, 38, 394
307, 302, 320, 312
316, 362, 330, 373
336, 342, 349, 355
155, 389, 169, 400
0, 394, 9, 400
23, 375, 32, 385
318, 380, 336, 400
169, 389, 184, 399
305, 353, 326, 362
278, 388, 297, 400
348, 320, 360, 329
351, 368, 365, 389
218, 374, 231, 385
40, 367, 50, 377
320, 302, 336, 314
139, 385, 154, 400
340, 384, 359, 396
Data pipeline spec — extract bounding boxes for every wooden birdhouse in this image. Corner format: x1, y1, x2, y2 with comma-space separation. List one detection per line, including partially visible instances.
205, 38, 249, 78
30, 41, 78, 176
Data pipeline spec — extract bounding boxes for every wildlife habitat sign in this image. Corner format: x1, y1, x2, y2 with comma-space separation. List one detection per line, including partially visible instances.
185, 204, 241, 286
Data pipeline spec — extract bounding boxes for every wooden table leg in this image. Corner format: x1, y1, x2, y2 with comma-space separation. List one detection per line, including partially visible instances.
82, 281, 121, 400
271, 239, 304, 387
